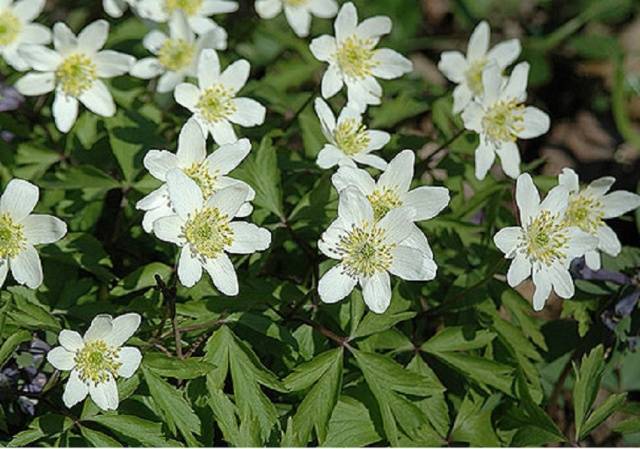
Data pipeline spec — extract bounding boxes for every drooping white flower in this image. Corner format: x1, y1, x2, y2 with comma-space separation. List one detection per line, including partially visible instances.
137, 118, 254, 234
154, 169, 271, 293
438, 20, 521, 114
175, 49, 266, 145
461, 62, 550, 181
131, 12, 226, 93
318, 187, 435, 313
137, 0, 237, 37
314, 98, 389, 170
15, 20, 135, 133
558, 168, 640, 271
493, 173, 597, 311
103, 0, 138, 18
46, 313, 142, 411
309, 2, 413, 113
332, 149, 450, 260
255, 0, 338, 38
0, 179, 67, 290
0, 0, 51, 71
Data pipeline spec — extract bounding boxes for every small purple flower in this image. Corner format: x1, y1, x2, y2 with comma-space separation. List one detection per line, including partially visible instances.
0, 83, 24, 112
572, 257, 631, 285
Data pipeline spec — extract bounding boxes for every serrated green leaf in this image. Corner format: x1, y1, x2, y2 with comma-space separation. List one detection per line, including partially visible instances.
85, 415, 170, 447
80, 426, 122, 447
144, 353, 216, 379
574, 345, 606, 439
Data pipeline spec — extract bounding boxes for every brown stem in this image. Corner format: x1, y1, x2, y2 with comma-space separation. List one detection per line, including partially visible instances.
155, 275, 182, 359
415, 128, 466, 172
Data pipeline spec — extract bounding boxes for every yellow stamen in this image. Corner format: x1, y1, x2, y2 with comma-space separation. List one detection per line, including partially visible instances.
335, 36, 377, 79
184, 163, 219, 198
183, 207, 234, 258
523, 210, 569, 267
563, 193, 604, 234
55, 53, 97, 97
0, 213, 25, 259
336, 222, 395, 278
74, 340, 122, 385
482, 98, 525, 143
335, 118, 370, 156
0, 9, 21, 47
367, 187, 402, 221
165, 0, 203, 15
158, 38, 195, 72
196, 84, 237, 124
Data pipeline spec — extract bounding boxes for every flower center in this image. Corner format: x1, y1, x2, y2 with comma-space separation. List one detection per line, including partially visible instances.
183, 207, 234, 258
55, 53, 97, 97
283, 0, 308, 6
184, 163, 219, 198
563, 193, 604, 234
465, 58, 487, 96
522, 210, 569, 267
166, 0, 203, 15
482, 98, 525, 143
74, 340, 122, 385
0, 9, 21, 47
196, 84, 237, 124
158, 38, 195, 72
336, 222, 395, 278
0, 213, 25, 259
335, 35, 377, 79
335, 118, 370, 156
367, 187, 402, 221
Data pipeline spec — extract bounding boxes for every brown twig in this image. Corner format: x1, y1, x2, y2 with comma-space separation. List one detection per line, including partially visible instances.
155, 275, 183, 359
415, 128, 466, 172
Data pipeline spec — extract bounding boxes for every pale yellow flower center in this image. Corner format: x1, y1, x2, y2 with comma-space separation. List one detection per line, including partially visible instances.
465, 58, 487, 96
337, 222, 395, 278
563, 193, 604, 234
55, 53, 97, 97
335, 35, 378, 79
482, 98, 525, 143
283, 0, 308, 5
0, 9, 21, 47
0, 213, 25, 259
523, 210, 569, 267
158, 38, 195, 72
183, 207, 234, 258
335, 118, 370, 156
368, 187, 402, 221
184, 162, 219, 198
196, 84, 237, 124
74, 340, 122, 385
166, 0, 203, 15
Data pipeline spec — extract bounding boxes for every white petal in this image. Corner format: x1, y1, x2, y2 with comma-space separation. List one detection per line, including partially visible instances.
334, 2, 357, 43
153, 215, 185, 244
438, 51, 467, 84
62, 370, 89, 408
227, 222, 271, 253
47, 347, 75, 371
220, 59, 250, 94
210, 120, 237, 145
493, 226, 522, 255
178, 247, 203, 287
117, 347, 142, 378
474, 139, 496, 181
10, 245, 42, 289
204, 253, 238, 296
206, 138, 251, 174
516, 173, 540, 225
503, 62, 529, 101
84, 315, 113, 342
0, 179, 39, 220
13, 0, 45, 22
467, 21, 490, 60
229, 98, 266, 126
52, 93, 79, 133
314, 97, 336, 138
356, 16, 391, 41
532, 269, 552, 311
19, 44, 61, 71
309, 34, 337, 62
157, 71, 185, 93
58, 330, 84, 352
597, 224, 621, 256
177, 119, 206, 166
321, 64, 344, 99
94, 50, 134, 78
197, 48, 221, 88
0, 262, 7, 289
558, 168, 579, 193
378, 207, 415, 244
207, 183, 249, 217
317, 145, 346, 169
586, 177, 615, 197
318, 265, 356, 304
461, 101, 483, 133
331, 166, 375, 194
52, 23, 77, 54
565, 227, 598, 260
255, 0, 282, 18
142, 205, 172, 234
602, 191, 640, 218
486, 39, 521, 68
130, 58, 165, 79
143, 150, 179, 181
200, 0, 238, 14
378, 149, 414, 193
362, 271, 391, 314
174, 82, 200, 110
585, 250, 601, 271
104, 313, 141, 347
166, 169, 204, 219
168, 10, 192, 42
89, 375, 119, 411
338, 186, 374, 227
353, 153, 387, 170
549, 264, 574, 299
371, 49, 413, 80
540, 185, 568, 215
507, 254, 531, 287
308, 0, 338, 18
366, 130, 390, 152
404, 186, 450, 221
518, 107, 550, 139
452, 84, 473, 114
481, 65, 503, 104
78, 20, 109, 53
143, 30, 167, 54
390, 245, 437, 281
285, 5, 312, 38
15, 72, 55, 96
496, 141, 521, 179
22, 215, 67, 245
78, 80, 115, 117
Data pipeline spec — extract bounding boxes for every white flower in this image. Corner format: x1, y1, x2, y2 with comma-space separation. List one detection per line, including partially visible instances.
130, 12, 226, 94
0, 0, 51, 71
331, 149, 450, 259
154, 169, 271, 293
558, 168, 640, 271
438, 20, 521, 114
461, 62, 550, 181
15, 20, 135, 133
493, 173, 597, 311
314, 98, 389, 170
0, 179, 67, 290
46, 313, 142, 411
175, 49, 266, 145
255, 0, 338, 38
137, 119, 255, 234
103, 0, 138, 18
318, 187, 435, 313
309, 2, 413, 113
137, 0, 237, 37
